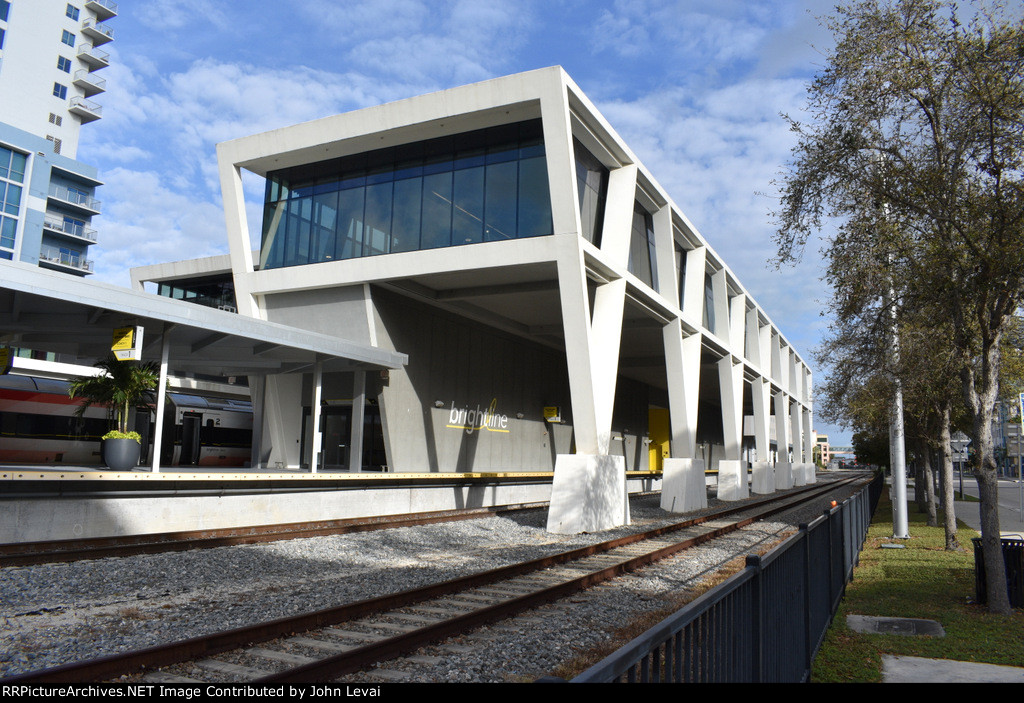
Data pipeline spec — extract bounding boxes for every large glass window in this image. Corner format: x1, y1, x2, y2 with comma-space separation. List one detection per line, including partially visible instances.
0, 1, 9, 22
61, 30, 75, 47
66, 4, 80, 20
703, 271, 716, 332
674, 242, 686, 309
628, 202, 658, 290
574, 138, 608, 246
0, 146, 25, 257
260, 120, 552, 269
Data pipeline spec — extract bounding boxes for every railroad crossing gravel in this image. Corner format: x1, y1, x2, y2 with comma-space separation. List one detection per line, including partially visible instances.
0, 473, 861, 681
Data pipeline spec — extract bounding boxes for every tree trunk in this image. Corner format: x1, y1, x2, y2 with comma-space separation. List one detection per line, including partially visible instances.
921, 443, 938, 527
964, 335, 1011, 615
939, 404, 959, 551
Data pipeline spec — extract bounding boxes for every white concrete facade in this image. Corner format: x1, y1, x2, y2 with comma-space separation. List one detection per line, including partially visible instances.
150, 68, 814, 520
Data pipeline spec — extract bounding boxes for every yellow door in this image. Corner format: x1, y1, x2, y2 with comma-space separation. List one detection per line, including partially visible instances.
648, 408, 671, 472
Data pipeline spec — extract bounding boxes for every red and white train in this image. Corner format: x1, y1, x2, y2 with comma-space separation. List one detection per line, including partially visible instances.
0, 374, 253, 467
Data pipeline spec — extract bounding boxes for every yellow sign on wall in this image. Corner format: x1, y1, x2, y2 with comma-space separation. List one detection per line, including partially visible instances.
112, 326, 144, 361
543, 406, 561, 423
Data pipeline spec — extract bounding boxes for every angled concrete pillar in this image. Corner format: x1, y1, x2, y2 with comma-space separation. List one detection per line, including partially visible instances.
661, 458, 707, 513
745, 306, 761, 367
556, 239, 626, 456
717, 459, 749, 500
711, 268, 729, 339
751, 377, 773, 493
774, 390, 794, 490
729, 293, 746, 353
663, 321, 701, 459
718, 356, 744, 461
681, 246, 707, 325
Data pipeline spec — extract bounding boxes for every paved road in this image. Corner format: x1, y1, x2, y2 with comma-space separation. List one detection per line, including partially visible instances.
952, 473, 1024, 538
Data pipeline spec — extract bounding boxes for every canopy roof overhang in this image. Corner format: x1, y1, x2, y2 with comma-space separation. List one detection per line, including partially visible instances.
0, 262, 407, 376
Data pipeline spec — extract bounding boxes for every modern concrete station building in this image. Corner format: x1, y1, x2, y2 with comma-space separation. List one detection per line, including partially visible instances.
134, 68, 815, 507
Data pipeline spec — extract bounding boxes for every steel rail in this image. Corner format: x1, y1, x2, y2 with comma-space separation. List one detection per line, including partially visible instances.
1, 476, 861, 684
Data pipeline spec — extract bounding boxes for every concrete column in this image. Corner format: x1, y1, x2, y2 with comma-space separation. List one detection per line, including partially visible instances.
803, 406, 815, 483
729, 294, 746, 354
539, 73, 583, 238
652, 206, 677, 303
310, 360, 323, 473
663, 321, 701, 459
745, 306, 761, 367
263, 374, 303, 469
718, 356, 744, 461
215, 150, 260, 319
681, 246, 706, 325
349, 370, 366, 472
774, 390, 794, 490
751, 377, 774, 494
711, 268, 729, 339
150, 326, 172, 473
248, 375, 265, 469
791, 397, 805, 485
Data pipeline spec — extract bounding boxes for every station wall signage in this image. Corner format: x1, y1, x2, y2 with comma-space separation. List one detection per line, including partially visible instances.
112, 325, 144, 361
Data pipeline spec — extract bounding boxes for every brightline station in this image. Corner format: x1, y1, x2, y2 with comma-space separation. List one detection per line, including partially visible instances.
131, 67, 816, 533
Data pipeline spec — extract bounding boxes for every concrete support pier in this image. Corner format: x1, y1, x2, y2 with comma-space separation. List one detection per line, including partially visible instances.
751, 460, 774, 494
660, 458, 707, 513
775, 458, 794, 490
546, 454, 629, 534
716, 460, 749, 501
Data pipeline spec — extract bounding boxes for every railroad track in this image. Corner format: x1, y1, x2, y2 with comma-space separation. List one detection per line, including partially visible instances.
2, 475, 864, 684
0, 501, 555, 567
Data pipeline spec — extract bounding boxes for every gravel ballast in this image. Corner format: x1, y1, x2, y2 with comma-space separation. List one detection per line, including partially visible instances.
0, 474, 864, 681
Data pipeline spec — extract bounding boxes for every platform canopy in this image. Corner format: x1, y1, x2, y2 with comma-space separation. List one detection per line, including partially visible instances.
0, 262, 407, 376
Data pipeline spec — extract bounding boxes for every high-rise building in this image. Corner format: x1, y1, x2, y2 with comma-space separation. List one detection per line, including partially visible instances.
0, 0, 115, 275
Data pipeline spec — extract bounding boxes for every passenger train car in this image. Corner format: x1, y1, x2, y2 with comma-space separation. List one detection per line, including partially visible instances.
0, 375, 253, 467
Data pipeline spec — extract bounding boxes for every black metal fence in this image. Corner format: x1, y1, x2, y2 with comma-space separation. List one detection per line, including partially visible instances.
570, 473, 883, 683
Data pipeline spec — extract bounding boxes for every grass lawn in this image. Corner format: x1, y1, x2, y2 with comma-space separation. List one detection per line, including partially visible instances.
812, 490, 1024, 682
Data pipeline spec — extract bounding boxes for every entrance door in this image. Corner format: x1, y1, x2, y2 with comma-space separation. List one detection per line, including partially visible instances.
648, 408, 671, 472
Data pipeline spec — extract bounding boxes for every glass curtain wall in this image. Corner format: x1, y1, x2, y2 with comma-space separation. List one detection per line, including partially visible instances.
0, 146, 26, 260
573, 138, 608, 246
260, 120, 553, 270
627, 202, 658, 290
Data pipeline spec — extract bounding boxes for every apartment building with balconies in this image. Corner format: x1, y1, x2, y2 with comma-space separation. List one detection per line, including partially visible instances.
0, 0, 115, 274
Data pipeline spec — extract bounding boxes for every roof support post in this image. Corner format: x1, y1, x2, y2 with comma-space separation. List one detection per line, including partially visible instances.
310, 358, 323, 473
349, 370, 365, 472
150, 325, 173, 473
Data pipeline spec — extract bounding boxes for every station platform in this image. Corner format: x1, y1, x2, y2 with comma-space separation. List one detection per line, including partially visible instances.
0, 464, 662, 544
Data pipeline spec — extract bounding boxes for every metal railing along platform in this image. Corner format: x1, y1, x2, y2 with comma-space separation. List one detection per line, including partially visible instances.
571, 472, 882, 683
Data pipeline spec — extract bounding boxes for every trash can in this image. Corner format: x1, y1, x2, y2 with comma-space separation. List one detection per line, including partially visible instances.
972, 537, 1024, 608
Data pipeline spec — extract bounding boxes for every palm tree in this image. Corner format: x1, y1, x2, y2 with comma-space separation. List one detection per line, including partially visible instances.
68, 356, 160, 437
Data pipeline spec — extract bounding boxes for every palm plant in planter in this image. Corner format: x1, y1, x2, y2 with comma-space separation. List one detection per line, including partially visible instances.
69, 356, 160, 470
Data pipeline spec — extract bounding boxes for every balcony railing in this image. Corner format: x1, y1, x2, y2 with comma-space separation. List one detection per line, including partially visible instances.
48, 184, 101, 213
43, 215, 98, 242
85, 0, 118, 20
81, 18, 114, 45
39, 245, 93, 273
68, 96, 103, 123
77, 43, 111, 69
73, 69, 107, 97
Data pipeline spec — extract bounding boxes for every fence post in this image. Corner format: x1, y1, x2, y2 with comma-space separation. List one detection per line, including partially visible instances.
799, 522, 813, 680
746, 554, 763, 682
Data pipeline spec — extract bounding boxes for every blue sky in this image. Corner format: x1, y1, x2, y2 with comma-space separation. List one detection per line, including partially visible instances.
79, 0, 851, 446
